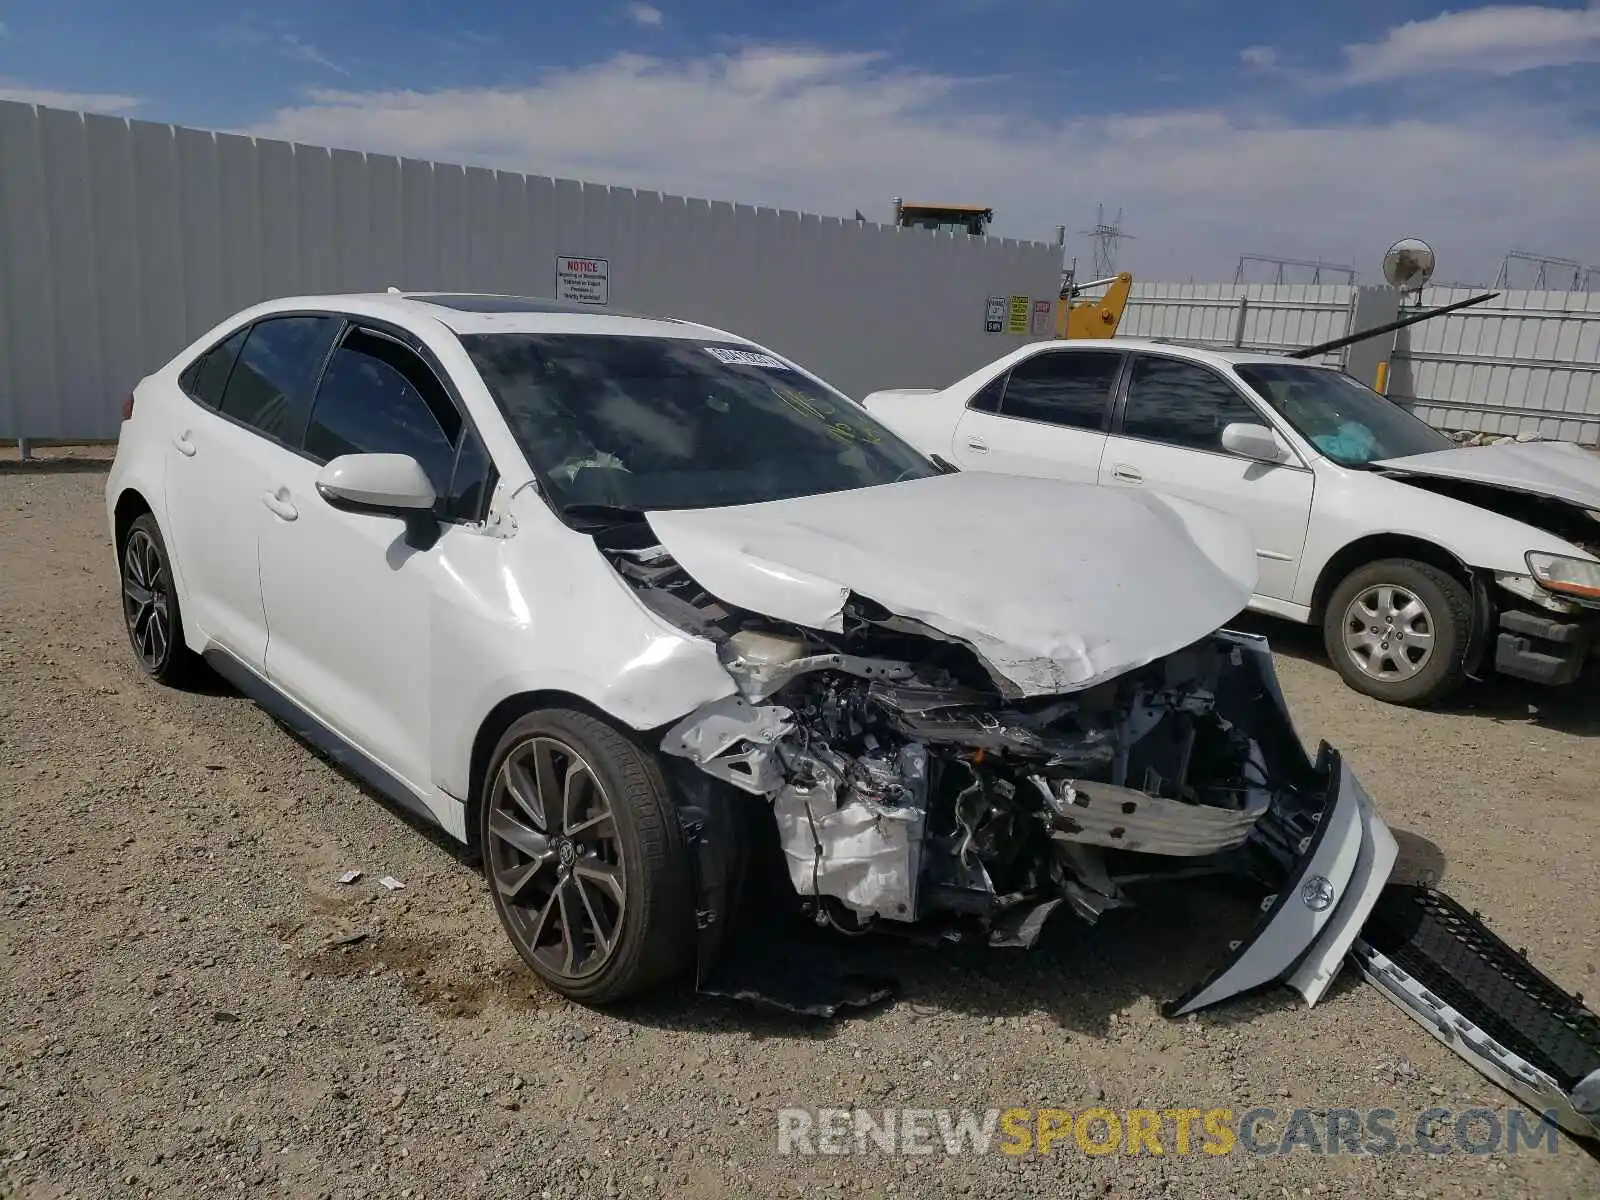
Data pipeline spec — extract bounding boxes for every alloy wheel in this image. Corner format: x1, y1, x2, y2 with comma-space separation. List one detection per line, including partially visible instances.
122, 528, 173, 672
1341, 583, 1436, 682
485, 736, 627, 981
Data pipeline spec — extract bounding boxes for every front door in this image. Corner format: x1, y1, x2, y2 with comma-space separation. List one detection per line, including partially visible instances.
258, 324, 492, 796
1099, 353, 1314, 600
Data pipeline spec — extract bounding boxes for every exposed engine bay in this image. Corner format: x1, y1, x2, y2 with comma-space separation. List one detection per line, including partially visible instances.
663, 626, 1294, 946
1381, 470, 1600, 558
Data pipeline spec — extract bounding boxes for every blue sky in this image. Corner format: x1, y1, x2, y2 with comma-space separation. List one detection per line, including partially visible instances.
3, 1, 1598, 281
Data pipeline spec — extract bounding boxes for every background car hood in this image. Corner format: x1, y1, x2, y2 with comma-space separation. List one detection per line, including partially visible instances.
645, 472, 1258, 698
1375, 440, 1600, 510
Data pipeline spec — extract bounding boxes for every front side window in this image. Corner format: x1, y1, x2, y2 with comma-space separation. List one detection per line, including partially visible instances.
459, 334, 938, 513
217, 316, 341, 444
1120, 356, 1265, 454
304, 328, 462, 499
1236, 362, 1454, 466
997, 350, 1122, 431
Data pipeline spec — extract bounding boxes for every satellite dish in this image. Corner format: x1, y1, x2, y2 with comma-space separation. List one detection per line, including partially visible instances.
1382, 238, 1435, 293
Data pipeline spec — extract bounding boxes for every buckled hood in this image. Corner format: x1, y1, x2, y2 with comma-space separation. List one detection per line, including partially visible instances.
645, 471, 1258, 697
1375, 440, 1600, 511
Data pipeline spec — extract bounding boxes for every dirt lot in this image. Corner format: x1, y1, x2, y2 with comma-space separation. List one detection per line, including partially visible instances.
2, 459, 1598, 1200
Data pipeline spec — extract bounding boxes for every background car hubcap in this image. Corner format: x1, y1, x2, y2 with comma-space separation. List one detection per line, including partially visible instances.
486, 736, 626, 980
1341, 584, 1435, 682
122, 529, 172, 671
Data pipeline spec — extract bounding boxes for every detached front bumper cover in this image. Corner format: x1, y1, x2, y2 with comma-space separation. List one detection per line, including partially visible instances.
1164, 745, 1397, 1017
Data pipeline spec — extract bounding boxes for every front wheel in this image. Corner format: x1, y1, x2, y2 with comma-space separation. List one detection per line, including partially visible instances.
1322, 558, 1472, 707
479, 708, 696, 1004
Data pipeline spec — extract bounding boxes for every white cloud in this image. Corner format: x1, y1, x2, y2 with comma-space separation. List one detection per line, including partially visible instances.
1239, 45, 1277, 69
210, 20, 348, 74
0, 80, 140, 112
626, 3, 664, 28
282, 34, 349, 76
1341, 4, 1600, 83
243, 44, 1600, 282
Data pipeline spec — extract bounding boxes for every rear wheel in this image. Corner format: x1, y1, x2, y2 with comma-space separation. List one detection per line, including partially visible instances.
119, 512, 199, 686
1322, 558, 1471, 707
479, 708, 696, 1004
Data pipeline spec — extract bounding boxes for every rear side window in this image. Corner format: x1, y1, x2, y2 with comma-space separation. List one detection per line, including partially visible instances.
303, 327, 463, 500
180, 329, 248, 408
966, 371, 1007, 414
1120, 356, 1263, 454
218, 316, 341, 444
998, 350, 1122, 432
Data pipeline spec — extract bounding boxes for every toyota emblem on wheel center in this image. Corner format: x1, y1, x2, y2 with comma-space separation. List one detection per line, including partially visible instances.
1302, 875, 1336, 911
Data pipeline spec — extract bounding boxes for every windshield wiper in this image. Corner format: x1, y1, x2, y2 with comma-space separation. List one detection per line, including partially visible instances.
559, 503, 650, 528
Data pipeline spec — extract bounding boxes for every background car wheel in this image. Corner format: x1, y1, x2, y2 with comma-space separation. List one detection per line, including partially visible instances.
120, 512, 199, 686
1323, 558, 1472, 707
479, 708, 696, 1004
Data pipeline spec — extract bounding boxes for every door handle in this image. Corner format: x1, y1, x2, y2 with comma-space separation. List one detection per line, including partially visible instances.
963, 436, 989, 453
172, 432, 196, 457
1110, 464, 1143, 484
261, 489, 298, 522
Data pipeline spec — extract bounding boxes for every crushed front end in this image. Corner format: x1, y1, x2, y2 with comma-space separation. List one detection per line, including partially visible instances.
622, 552, 1397, 1017
596, 516, 1600, 1144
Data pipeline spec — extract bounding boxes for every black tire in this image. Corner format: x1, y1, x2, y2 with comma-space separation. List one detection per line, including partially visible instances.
478, 708, 696, 1004
1322, 557, 1472, 707
119, 512, 200, 687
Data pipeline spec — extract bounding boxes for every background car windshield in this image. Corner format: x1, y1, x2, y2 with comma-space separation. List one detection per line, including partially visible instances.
1235, 363, 1453, 466
460, 334, 939, 509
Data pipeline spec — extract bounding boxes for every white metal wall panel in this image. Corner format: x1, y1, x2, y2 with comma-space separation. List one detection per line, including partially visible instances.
1388, 286, 1600, 444
1124, 282, 1600, 444
1, 100, 1060, 441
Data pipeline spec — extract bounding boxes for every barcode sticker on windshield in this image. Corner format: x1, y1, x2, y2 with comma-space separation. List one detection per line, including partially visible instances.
704, 346, 790, 370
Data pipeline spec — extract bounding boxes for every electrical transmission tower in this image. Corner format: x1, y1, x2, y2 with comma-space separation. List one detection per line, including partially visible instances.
1494, 249, 1591, 291
1078, 204, 1134, 277
1233, 254, 1358, 285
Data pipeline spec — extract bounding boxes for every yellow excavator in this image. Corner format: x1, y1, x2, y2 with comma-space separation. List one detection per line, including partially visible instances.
1056, 271, 1133, 340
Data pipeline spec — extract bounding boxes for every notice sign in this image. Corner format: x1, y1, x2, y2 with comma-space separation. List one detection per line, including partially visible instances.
984, 296, 1005, 334
1031, 299, 1054, 336
555, 255, 609, 305
1006, 295, 1030, 335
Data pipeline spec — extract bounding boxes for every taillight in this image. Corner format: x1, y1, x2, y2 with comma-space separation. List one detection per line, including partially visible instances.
120, 394, 135, 421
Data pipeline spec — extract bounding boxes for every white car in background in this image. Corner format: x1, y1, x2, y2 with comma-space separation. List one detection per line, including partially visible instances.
863, 338, 1600, 707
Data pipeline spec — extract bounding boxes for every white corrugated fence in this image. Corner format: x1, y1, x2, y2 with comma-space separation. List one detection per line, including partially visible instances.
0, 100, 1061, 443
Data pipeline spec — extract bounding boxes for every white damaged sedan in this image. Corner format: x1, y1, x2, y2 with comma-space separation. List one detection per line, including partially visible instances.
103, 293, 1600, 1138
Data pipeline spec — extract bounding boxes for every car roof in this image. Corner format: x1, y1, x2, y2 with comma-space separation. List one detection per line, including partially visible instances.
1051, 337, 1329, 370
235, 291, 753, 344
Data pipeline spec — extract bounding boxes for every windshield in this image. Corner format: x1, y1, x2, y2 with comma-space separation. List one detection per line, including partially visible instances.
1235, 362, 1453, 466
459, 333, 939, 512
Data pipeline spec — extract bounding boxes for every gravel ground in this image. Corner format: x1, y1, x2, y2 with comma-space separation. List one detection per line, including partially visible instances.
2, 458, 1597, 1199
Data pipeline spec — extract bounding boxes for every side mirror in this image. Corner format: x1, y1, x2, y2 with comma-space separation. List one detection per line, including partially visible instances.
1221, 422, 1290, 464
316, 453, 436, 514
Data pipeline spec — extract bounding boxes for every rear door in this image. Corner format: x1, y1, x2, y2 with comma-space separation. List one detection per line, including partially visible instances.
949, 348, 1123, 484
162, 314, 341, 668
1098, 353, 1314, 600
